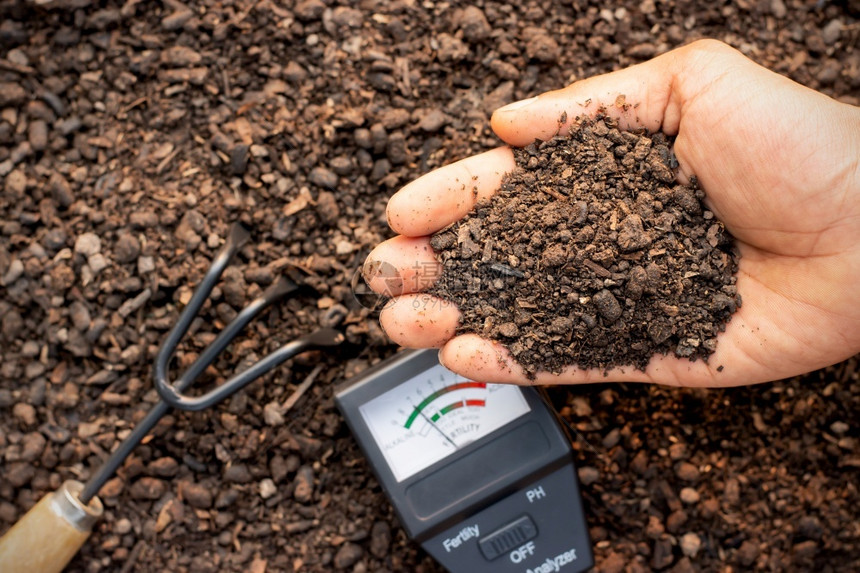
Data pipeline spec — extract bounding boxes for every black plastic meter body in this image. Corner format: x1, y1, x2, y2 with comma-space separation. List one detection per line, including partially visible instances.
335, 349, 593, 573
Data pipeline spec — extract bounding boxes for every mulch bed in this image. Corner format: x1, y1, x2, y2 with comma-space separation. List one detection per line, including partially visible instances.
0, 0, 857, 571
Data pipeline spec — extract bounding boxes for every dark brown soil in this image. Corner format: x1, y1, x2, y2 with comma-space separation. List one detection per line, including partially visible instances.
0, 0, 858, 572
429, 114, 740, 376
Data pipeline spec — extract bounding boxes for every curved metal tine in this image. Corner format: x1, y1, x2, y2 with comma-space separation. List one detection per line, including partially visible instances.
154, 275, 303, 411
159, 327, 344, 412
153, 222, 279, 401
153, 222, 251, 387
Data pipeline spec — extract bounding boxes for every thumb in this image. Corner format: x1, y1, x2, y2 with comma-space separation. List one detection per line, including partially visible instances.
490, 39, 739, 147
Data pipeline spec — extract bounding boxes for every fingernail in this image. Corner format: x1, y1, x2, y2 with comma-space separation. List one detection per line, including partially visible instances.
437, 348, 449, 370
495, 96, 539, 113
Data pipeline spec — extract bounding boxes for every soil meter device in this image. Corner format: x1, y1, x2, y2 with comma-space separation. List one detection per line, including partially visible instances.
335, 349, 593, 573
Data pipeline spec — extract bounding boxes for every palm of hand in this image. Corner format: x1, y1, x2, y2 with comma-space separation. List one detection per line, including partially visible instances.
366, 40, 860, 387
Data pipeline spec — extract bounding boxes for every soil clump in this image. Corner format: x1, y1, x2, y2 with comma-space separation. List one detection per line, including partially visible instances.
430, 114, 741, 376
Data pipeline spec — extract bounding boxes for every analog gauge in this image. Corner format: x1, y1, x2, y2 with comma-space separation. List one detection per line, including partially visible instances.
359, 363, 531, 482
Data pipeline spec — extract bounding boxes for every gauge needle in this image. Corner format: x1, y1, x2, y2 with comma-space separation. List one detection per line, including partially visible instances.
416, 407, 458, 449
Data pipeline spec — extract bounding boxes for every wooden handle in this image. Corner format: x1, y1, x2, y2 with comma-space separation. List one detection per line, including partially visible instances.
0, 481, 103, 573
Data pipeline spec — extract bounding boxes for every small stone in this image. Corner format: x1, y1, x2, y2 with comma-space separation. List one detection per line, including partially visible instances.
284, 61, 308, 82
316, 191, 340, 225
43, 228, 68, 251
40, 423, 71, 443
335, 240, 354, 255
19, 432, 46, 462
88, 253, 109, 274
593, 289, 622, 323
675, 462, 700, 481
736, 540, 760, 566
525, 32, 560, 63
149, 457, 179, 477
13, 403, 37, 426
616, 214, 652, 252
386, 132, 408, 165
679, 487, 700, 504
668, 442, 688, 460
129, 211, 159, 228
577, 466, 599, 486
666, 509, 688, 533
354, 128, 372, 149
417, 109, 447, 132
309, 166, 338, 189
723, 477, 740, 505
28, 120, 48, 152
436, 33, 469, 62
87, 7, 121, 29
6, 462, 35, 487
130, 477, 166, 500
161, 45, 202, 67
293, 465, 314, 503
294, 0, 325, 21
114, 234, 141, 263
333, 542, 363, 569
1, 259, 23, 286
816, 59, 841, 85
115, 518, 133, 535
651, 538, 674, 569
259, 478, 277, 499
671, 557, 696, 573
182, 482, 213, 508
680, 532, 701, 557
230, 144, 250, 176
821, 19, 842, 45
49, 172, 75, 208
0, 82, 27, 107
263, 402, 285, 426
74, 232, 101, 256
161, 9, 193, 31
770, 0, 787, 18
602, 428, 621, 448
797, 515, 823, 540
369, 521, 391, 558
329, 156, 352, 176
793, 540, 817, 560
5, 169, 27, 196
830, 421, 849, 435
332, 6, 363, 27
489, 59, 520, 80
645, 515, 664, 538
138, 256, 155, 274
25, 362, 45, 380
21, 341, 39, 357
7, 49, 28, 68
224, 464, 253, 484
370, 159, 391, 182
100, 477, 124, 498
491, 321, 516, 338
600, 551, 626, 573
459, 6, 491, 42
541, 244, 567, 267
78, 420, 102, 438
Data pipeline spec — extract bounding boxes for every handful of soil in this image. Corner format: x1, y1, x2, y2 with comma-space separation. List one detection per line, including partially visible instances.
428, 113, 741, 377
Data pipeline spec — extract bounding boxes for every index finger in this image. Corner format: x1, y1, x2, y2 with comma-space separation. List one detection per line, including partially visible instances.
489, 39, 743, 147
386, 147, 515, 237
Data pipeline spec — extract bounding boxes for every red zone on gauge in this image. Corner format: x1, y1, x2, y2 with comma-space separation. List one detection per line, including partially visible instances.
404, 382, 488, 429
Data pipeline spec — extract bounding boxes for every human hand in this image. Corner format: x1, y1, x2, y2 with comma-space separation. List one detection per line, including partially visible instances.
364, 39, 860, 387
